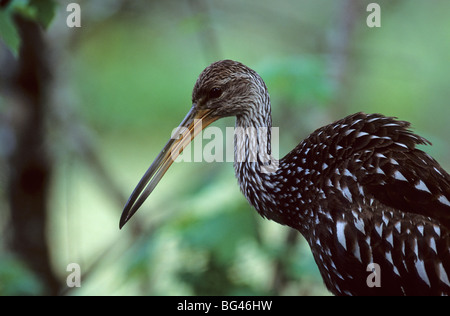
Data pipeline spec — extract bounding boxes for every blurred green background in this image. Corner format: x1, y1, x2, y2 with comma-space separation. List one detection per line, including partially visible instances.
0, 0, 449, 295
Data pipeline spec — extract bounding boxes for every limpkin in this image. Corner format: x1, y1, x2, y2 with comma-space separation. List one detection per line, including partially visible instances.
120, 60, 450, 296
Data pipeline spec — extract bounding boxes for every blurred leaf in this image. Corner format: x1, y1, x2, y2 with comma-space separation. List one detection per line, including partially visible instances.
260, 56, 333, 107
178, 255, 236, 296
9, 0, 36, 20
0, 11, 20, 57
179, 14, 205, 34
11, 0, 56, 28
123, 235, 158, 281
29, 0, 56, 29
287, 240, 322, 282
0, 255, 44, 295
176, 204, 258, 263
0, 0, 56, 56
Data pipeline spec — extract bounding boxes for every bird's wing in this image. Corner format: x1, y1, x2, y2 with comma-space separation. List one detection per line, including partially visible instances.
326, 113, 450, 230
284, 112, 450, 295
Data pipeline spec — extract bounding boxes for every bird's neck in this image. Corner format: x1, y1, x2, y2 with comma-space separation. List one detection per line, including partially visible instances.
234, 111, 273, 169
234, 85, 275, 163
233, 100, 284, 224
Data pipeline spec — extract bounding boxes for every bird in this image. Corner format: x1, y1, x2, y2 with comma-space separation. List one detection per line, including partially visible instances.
120, 59, 450, 296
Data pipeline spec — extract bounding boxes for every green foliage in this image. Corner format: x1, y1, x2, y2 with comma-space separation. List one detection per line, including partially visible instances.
29, 0, 56, 28
176, 205, 258, 262
0, 254, 44, 295
174, 207, 265, 295
0, 0, 56, 56
0, 10, 20, 56
260, 56, 333, 107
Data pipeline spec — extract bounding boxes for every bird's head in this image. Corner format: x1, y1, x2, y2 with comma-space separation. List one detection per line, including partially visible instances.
191, 59, 269, 119
119, 60, 269, 228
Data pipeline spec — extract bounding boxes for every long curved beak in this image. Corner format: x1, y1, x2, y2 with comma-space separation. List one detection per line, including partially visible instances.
119, 106, 218, 229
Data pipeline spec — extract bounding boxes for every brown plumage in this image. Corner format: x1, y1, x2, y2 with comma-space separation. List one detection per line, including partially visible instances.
121, 60, 450, 296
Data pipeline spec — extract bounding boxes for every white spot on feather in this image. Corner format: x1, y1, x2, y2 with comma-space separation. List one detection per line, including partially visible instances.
341, 186, 353, 202
393, 170, 407, 181
357, 132, 369, 138
438, 262, 450, 287
433, 225, 441, 236
417, 225, 424, 236
415, 180, 431, 194
393, 265, 400, 277
386, 231, 393, 247
358, 185, 364, 196
429, 237, 437, 254
415, 259, 431, 287
383, 123, 399, 127
336, 221, 347, 251
395, 142, 408, 149
344, 129, 355, 136
351, 119, 363, 126
390, 159, 399, 166
354, 242, 362, 263
438, 195, 450, 207
385, 250, 393, 265
367, 117, 381, 123
434, 167, 443, 177
344, 169, 354, 178
375, 223, 383, 237
382, 213, 389, 226
375, 167, 385, 175
354, 217, 365, 234
394, 222, 401, 233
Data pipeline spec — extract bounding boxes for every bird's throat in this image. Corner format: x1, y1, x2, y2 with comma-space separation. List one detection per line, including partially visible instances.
233, 112, 282, 223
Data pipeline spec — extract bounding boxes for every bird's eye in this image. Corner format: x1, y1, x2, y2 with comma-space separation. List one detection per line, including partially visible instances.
208, 87, 223, 99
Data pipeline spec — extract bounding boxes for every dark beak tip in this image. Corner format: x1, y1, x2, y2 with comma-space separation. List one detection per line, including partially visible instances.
119, 212, 130, 230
